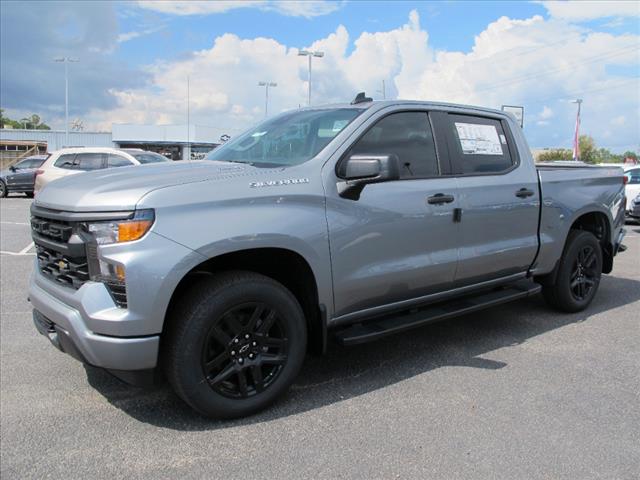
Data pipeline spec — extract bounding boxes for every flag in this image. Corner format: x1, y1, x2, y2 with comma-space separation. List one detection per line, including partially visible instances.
572, 102, 581, 161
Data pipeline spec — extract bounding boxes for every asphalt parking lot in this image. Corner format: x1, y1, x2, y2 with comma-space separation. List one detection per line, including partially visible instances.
1, 196, 639, 479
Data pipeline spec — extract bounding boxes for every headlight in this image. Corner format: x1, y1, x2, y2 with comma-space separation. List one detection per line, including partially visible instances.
85, 209, 155, 245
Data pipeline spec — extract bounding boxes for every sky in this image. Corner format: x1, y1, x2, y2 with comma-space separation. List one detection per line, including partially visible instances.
0, 0, 638, 151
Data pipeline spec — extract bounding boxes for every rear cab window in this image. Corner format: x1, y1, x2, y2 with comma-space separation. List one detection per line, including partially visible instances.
444, 114, 516, 175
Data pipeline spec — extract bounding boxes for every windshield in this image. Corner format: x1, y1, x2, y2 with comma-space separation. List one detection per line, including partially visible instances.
127, 151, 170, 164
206, 108, 363, 167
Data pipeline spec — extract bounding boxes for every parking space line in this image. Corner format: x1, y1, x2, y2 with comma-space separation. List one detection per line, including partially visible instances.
0, 221, 30, 226
18, 242, 34, 254
0, 251, 36, 256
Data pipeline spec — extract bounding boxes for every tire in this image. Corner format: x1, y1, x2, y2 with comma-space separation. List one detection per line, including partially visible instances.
164, 271, 307, 419
542, 230, 603, 313
24, 192, 34, 198
0, 181, 7, 198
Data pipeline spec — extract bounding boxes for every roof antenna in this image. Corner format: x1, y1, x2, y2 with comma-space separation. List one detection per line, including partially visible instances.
351, 92, 372, 105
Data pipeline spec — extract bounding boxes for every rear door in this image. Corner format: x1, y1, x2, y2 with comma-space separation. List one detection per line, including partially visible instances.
437, 113, 539, 286
7, 159, 37, 188
326, 109, 460, 318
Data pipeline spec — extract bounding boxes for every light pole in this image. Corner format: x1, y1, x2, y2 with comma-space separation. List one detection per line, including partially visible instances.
54, 57, 79, 147
258, 81, 277, 117
298, 50, 324, 106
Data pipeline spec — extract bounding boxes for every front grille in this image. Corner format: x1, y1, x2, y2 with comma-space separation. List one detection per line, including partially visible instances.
31, 209, 128, 308
32, 214, 89, 290
36, 244, 89, 289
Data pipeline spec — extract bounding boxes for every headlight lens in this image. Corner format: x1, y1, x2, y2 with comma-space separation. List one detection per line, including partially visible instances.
85, 209, 154, 245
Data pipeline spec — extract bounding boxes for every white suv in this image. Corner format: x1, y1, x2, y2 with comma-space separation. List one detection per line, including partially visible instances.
34, 147, 169, 194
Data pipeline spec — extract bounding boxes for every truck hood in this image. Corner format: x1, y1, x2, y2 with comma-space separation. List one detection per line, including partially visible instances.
35, 161, 272, 212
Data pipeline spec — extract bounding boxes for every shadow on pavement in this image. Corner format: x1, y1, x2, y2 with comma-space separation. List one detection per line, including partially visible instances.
86, 274, 640, 430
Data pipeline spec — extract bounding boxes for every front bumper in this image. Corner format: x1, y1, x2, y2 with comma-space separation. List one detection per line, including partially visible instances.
29, 271, 159, 373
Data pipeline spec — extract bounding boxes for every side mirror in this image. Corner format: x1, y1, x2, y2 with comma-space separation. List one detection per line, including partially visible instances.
337, 154, 400, 200
9, 165, 16, 172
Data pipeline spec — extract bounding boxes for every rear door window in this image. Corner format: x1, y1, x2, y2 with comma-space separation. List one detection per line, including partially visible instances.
54, 154, 77, 169
107, 154, 134, 168
75, 153, 104, 171
445, 114, 514, 174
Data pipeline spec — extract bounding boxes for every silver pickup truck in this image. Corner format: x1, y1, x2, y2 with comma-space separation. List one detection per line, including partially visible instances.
29, 97, 627, 418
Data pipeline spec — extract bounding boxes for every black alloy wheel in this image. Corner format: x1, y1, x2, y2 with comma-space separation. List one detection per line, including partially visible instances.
569, 244, 598, 301
165, 271, 307, 419
202, 302, 288, 399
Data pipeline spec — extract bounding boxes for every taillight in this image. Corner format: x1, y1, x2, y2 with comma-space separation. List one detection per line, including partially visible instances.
622, 175, 628, 185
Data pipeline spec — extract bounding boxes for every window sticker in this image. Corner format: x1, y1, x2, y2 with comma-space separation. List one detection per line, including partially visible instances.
455, 122, 503, 155
499, 134, 507, 144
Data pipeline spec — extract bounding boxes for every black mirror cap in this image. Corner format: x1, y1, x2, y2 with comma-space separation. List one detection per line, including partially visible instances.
9, 165, 16, 171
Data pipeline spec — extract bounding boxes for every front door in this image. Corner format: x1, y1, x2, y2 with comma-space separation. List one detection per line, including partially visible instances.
326, 110, 460, 319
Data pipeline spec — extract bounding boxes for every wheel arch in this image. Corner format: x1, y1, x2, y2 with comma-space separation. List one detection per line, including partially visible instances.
163, 247, 327, 355
569, 210, 613, 274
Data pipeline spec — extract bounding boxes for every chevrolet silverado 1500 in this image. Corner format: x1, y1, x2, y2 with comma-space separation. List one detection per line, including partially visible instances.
29, 97, 627, 418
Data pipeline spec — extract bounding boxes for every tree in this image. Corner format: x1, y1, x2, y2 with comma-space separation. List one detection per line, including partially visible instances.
578, 135, 597, 164
623, 151, 638, 162
536, 149, 573, 162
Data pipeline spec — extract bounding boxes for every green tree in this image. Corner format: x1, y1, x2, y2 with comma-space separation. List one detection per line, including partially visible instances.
536, 148, 573, 162
623, 151, 638, 162
578, 135, 597, 164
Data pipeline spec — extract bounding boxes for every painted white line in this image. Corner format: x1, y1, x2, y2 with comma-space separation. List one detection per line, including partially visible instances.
0, 251, 36, 256
0, 221, 30, 225
18, 242, 34, 254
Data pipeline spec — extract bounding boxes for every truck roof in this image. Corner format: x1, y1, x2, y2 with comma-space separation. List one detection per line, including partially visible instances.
301, 99, 510, 118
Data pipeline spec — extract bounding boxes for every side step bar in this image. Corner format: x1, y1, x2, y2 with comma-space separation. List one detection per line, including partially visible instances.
334, 280, 542, 346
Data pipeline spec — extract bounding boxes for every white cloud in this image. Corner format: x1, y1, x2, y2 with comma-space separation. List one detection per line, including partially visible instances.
538, 1, 640, 21
539, 106, 554, 120
117, 26, 163, 43
136, 0, 341, 18
87, 10, 639, 151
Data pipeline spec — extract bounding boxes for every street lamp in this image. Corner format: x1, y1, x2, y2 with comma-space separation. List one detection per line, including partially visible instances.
54, 57, 79, 147
298, 50, 324, 106
258, 81, 277, 117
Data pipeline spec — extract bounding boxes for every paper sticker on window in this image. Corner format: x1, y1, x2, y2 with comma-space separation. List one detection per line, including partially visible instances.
454, 123, 503, 155
499, 134, 507, 144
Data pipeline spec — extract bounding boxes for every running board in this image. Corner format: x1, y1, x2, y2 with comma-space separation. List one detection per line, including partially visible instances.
334, 280, 542, 346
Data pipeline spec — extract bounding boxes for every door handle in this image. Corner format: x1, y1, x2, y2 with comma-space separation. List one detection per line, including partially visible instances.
515, 188, 534, 198
427, 193, 455, 205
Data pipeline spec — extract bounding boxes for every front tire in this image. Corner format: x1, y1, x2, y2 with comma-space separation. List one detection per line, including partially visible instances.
542, 230, 603, 313
164, 271, 307, 419
0, 180, 7, 198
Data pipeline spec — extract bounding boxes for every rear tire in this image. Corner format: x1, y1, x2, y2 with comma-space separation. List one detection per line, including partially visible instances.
542, 230, 602, 313
0, 181, 7, 198
164, 271, 307, 419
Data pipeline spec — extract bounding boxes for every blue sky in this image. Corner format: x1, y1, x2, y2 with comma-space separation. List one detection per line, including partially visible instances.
1, 1, 639, 151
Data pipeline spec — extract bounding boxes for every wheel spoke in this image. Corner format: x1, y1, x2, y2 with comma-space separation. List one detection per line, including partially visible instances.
237, 370, 249, 397
225, 315, 244, 336
583, 249, 596, 268
570, 278, 580, 289
256, 334, 286, 348
204, 350, 230, 372
210, 326, 231, 347
251, 365, 264, 393
247, 304, 265, 331
257, 309, 277, 334
260, 353, 286, 365
209, 363, 236, 386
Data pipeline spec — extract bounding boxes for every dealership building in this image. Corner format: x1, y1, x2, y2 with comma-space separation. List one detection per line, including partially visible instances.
0, 123, 237, 162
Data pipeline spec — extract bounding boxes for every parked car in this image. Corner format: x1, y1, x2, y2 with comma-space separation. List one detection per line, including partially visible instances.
29, 98, 627, 419
34, 147, 169, 194
623, 166, 640, 217
628, 193, 640, 220
0, 154, 48, 198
